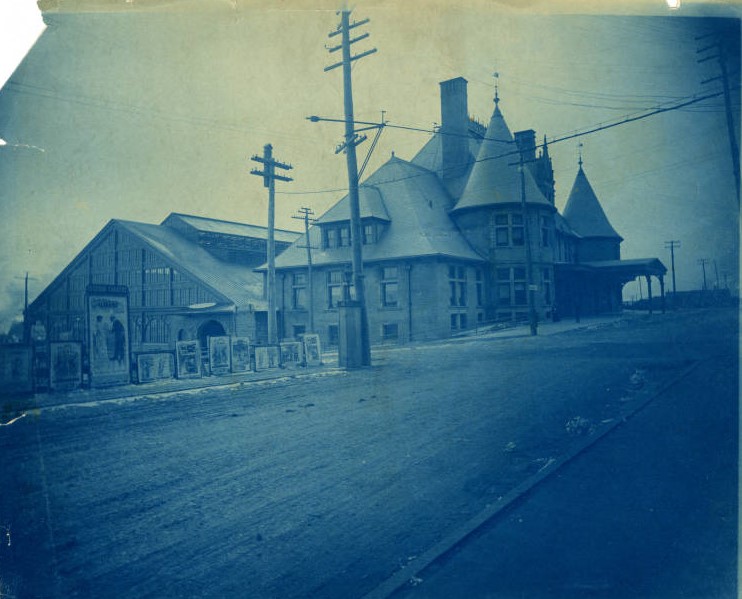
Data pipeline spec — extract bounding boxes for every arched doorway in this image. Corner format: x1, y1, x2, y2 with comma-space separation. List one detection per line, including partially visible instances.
197, 320, 226, 350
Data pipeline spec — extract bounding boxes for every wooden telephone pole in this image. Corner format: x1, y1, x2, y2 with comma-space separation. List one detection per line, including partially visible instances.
664, 240, 681, 295
250, 144, 293, 345
324, 8, 376, 366
292, 207, 316, 333
697, 258, 710, 291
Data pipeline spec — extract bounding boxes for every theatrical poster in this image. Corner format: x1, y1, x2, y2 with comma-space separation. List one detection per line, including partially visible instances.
176, 340, 201, 379
49, 342, 82, 391
208, 336, 231, 375
230, 337, 251, 373
303, 334, 322, 367
88, 290, 130, 387
280, 341, 304, 369
253, 346, 269, 372
137, 352, 175, 384
0, 345, 33, 394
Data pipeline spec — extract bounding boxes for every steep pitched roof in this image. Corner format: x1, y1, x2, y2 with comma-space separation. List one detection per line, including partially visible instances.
117, 220, 267, 309
562, 166, 623, 240
453, 104, 551, 212
411, 119, 486, 201
315, 186, 390, 224
162, 213, 300, 245
271, 156, 485, 270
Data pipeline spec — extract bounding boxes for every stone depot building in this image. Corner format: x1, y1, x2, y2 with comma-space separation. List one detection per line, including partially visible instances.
28, 77, 667, 377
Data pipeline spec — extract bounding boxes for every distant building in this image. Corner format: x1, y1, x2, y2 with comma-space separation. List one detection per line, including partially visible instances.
271, 77, 667, 344
28, 214, 299, 378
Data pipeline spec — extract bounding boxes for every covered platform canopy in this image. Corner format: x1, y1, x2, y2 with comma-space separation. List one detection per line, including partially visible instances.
555, 257, 668, 316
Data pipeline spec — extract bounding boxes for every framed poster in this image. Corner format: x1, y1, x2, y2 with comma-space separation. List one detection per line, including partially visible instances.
231, 337, 251, 373
303, 334, 322, 367
137, 352, 175, 384
49, 342, 82, 391
208, 336, 231, 375
0, 345, 33, 394
280, 341, 304, 369
254, 345, 280, 371
176, 341, 201, 380
87, 289, 130, 387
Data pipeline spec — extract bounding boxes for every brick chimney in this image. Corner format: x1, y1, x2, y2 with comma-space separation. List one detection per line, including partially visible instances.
439, 77, 470, 179
514, 129, 536, 164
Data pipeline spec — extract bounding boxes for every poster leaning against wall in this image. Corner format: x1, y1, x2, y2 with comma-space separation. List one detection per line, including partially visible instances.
176, 340, 201, 379
209, 336, 231, 375
50, 342, 82, 391
231, 337, 251, 373
87, 286, 131, 387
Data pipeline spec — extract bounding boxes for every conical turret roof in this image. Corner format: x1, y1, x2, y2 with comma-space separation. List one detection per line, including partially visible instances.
563, 166, 622, 239
452, 104, 551, 212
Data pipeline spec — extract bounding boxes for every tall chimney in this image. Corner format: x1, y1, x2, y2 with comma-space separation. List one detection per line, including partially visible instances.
514, 129, 536, 164
439, 77, 470, 179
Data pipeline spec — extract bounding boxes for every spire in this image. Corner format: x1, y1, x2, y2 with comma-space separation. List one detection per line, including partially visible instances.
542, 135, 549, 158
578, 142, 584, 169
563, 164, 622, 240
493, 71, 500, 114
453, 96, 551, 212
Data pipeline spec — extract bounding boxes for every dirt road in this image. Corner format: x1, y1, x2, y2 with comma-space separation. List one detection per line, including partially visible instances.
0, 308, 735, 598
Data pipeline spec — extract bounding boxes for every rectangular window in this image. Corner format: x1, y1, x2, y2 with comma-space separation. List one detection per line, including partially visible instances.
543, 268, 552, 305
541, 216, 551, 247
448, 266, 467, 307
325, 228, 338, 249
382, 323, 399, 341
363, 223, 376, 245
292, 272, 307, 309
381, 266, 399, 307
459, 313, 468, 330
327, 270, 343, 308
450, 313, 458, 330
293, 324, 306, 339
339, 226, 351, 247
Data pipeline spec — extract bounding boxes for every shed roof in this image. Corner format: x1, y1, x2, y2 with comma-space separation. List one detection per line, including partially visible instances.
562, 167, 622, 240
162, 213, 301, 244
118, 220, 267, 309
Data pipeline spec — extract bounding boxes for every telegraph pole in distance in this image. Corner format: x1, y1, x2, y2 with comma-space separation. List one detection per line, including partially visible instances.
664, 240, 681, 295
250, 143, 293, 345
292, 207, 316, 334
325, 8, 377, 366
697, 258, 709, 291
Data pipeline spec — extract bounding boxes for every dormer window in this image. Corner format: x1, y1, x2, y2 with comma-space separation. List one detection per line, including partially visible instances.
324, 224, 351, 249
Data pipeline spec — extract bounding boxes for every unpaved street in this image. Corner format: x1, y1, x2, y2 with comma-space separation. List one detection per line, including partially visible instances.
0, 309, 736, 598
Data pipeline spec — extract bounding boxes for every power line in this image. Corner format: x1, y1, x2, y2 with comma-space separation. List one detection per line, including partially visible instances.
280, 90, 724, 196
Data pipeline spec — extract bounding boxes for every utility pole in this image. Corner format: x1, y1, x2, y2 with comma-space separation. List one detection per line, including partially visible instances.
14, 272, 37, 344
324, 8, 376, 366
519, 154, 538, 336
713, 259, 720, 289
250, 143, 293, 345
292, 207, 316, 333
664, 240, 681, 295
698, 32, 740, 204
697, 258, 709, 291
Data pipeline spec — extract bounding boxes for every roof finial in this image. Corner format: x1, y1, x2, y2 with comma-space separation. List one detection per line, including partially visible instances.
578, 142, 584, 168
493, 71, 500, 107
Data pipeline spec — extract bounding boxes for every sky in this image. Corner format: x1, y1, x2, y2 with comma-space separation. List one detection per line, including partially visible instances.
0, 0, 739, 331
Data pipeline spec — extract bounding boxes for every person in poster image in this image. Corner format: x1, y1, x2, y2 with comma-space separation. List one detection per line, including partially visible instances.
93, 315, 108, 361
107, 316, 126, 365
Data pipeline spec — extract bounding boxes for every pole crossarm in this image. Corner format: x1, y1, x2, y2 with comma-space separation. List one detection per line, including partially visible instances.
325, 48, 377, 72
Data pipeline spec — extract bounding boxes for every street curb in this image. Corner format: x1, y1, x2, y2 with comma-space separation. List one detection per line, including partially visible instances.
362, 359, 704, 599
24, 367, 345, 414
